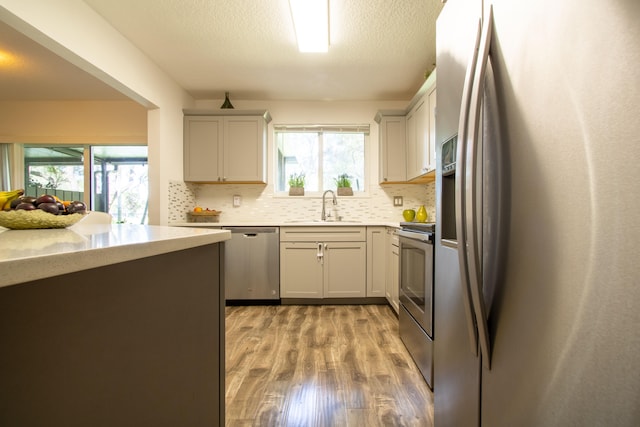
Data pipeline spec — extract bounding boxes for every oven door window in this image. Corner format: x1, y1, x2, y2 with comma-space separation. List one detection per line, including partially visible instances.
401, 243, 426, 307
399, 236, 433, 337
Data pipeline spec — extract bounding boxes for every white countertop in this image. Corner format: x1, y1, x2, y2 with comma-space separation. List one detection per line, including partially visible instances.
170, 220, 402, 228
0, 224, 230, 289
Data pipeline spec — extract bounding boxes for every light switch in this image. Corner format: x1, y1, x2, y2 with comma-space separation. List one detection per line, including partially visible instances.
393, 196, 403, 207
233, 195, 241, 207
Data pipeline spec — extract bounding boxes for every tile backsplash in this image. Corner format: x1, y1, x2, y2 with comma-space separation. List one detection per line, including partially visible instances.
169, 181, 435, 224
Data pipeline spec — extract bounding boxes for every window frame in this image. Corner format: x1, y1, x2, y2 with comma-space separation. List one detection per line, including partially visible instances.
22, 144, 148, 223
273, 124, 370, 197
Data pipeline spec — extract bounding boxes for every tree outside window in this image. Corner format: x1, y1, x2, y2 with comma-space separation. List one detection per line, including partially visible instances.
24, 145, 148, 224
275, 125, 367, 194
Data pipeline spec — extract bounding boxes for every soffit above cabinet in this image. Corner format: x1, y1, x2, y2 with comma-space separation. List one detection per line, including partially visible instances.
375, 70, 437, 122
183, 109, 272, 124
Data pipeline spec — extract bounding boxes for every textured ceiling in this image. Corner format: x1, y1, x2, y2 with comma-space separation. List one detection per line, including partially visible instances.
83, 0, 444, 101
0, 0, 444, 102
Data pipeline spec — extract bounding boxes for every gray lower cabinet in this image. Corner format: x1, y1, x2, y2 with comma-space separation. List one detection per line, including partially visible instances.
366, 226, 387, 297
280, 241, 324, 297
280, 227, 367, 299
386, 227, 400, 313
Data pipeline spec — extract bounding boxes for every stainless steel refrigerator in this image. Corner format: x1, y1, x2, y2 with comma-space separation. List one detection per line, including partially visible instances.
434, 0, 640, 426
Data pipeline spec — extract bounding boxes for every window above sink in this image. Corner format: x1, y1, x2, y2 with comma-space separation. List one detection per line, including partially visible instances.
274, 124, 369, 196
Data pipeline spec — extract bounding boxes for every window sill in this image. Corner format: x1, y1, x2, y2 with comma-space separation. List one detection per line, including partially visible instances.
273, 191, 370, 199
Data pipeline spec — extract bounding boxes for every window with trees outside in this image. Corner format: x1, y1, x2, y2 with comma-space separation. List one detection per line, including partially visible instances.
275, 124, 369, 195
23, 145, 148, 224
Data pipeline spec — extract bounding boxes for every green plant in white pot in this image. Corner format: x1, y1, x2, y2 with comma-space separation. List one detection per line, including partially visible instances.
288, 172, 305, 196
335, 173, 353, 196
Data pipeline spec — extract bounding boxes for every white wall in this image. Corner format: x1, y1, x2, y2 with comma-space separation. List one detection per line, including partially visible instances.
0, 0, 194, 225
0, 100, 147, 144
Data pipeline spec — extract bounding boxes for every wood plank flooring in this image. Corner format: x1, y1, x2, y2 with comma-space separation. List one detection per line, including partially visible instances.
225, 304, 433, 427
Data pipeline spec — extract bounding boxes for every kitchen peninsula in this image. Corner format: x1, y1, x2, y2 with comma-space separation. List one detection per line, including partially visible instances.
0, 224, 230, 427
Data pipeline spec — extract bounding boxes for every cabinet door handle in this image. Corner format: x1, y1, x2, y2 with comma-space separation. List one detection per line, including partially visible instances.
316, 242, 323, 262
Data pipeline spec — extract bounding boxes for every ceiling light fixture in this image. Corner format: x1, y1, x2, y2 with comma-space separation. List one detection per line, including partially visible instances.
289, 0, 329, 53
0, 50, 19, 67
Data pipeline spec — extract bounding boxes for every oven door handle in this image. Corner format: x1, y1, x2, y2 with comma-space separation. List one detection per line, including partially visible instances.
398, 230, 433, 244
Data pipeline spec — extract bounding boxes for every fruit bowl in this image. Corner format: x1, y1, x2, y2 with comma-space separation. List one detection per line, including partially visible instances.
0, 210, 86, 230
187, 210, 221, 223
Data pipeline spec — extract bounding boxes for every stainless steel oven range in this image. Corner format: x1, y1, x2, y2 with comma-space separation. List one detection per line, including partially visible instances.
398, 221, 435, 389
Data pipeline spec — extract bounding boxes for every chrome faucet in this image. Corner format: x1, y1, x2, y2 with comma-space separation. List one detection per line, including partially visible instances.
321, 190, 337, 221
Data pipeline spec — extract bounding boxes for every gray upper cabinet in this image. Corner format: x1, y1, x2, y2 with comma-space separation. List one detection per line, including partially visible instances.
375, 70, 436, 184
428, 87, 437, 172
376, 112, 407, 183
416, 96, 430, 177
184, 116, 223, 182
183, 110, 271, 183
406, 79, 436, 181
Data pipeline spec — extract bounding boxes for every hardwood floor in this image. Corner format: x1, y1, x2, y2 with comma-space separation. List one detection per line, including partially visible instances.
225, 304, 434, 427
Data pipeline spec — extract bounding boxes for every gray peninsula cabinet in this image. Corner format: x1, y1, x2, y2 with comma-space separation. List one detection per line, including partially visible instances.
183, 109, 271, 183
0, 228, 227, 427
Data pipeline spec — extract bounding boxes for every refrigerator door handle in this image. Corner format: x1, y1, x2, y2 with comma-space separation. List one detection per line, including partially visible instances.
455, 18, 483, 357
465, 5, 494, 370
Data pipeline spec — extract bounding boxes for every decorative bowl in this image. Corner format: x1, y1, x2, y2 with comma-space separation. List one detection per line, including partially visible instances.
187, 210, 221, 223
0, 210, 85, 230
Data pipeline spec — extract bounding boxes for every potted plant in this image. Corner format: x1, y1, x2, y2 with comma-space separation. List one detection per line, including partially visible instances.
335, 173, 353, 196
288, 172, 305, 196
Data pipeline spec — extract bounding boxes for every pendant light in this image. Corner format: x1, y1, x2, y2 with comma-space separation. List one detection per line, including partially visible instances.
220, 92, 234, 109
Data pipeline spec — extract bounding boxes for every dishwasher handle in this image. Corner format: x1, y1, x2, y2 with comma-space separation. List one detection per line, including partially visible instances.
223, 227, 279, 234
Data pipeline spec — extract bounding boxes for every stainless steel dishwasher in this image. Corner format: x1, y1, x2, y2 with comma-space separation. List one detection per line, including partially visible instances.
222, 227, 280, 302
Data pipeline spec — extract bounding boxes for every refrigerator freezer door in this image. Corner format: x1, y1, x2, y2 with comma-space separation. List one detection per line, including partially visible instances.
434, 0, 484, 425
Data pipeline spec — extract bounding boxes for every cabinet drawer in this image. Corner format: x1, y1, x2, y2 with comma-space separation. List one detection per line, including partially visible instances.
280, 226, 366, 242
